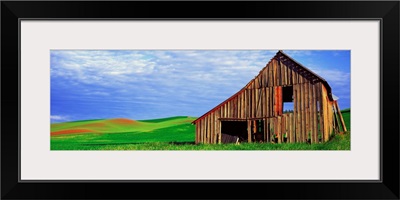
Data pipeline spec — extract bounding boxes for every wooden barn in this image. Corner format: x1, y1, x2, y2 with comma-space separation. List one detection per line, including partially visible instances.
192, 50, 347, 144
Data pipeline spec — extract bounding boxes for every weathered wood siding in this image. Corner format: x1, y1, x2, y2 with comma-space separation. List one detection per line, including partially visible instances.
194, 53, 346, 144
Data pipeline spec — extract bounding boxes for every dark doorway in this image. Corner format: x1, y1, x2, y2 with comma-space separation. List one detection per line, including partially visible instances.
221, 121, 248, 143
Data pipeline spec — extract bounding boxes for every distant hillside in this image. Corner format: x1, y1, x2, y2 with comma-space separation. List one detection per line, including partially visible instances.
341, 108, 350, 113
51, 116, 197, 136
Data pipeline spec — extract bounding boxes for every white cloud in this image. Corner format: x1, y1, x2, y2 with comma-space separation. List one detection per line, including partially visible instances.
308, 67, 350, 87
50, 115, 69, 121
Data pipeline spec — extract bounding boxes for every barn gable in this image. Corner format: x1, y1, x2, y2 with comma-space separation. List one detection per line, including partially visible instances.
192, 50, 346, 145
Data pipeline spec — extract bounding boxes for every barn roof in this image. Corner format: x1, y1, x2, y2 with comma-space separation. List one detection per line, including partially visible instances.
192, 50, 334, 124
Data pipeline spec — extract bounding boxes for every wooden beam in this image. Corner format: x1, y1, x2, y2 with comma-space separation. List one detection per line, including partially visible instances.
335, 101, 347, 132
247, 120, 252, 143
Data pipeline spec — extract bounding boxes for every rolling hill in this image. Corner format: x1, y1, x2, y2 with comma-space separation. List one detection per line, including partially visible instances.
50, 116, 197, 150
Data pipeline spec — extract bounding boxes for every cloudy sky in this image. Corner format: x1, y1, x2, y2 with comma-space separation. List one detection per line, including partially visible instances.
50, 50, 350, 123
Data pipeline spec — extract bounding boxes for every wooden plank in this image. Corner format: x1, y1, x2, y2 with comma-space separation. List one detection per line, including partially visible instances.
286, 63, 290, 84
290, 112, 294, 143
331, 102, 334, 134
303, 80, 307, 142
277, 60, 281, 86
204, 116, 208, 144
232, 98, 235, 119
216, 112, 219, 143
309, 82, 314, 143
211, 115, 214, 143
247, 89, 250, 119
278, 117, 282, 143
199, 118, 204, 143
302, 81, 307, 142
305, 82, 310, 143
236, 97, 239, 118
270, 63, 273, 87
299, 82, 304, 142
198, 120, 202, 143
273, 60, 277, 86
279, 86, 283, 115
280, 60, 283, 85
211, 113, 215, 144
335, 101, 347, 132
332, 102, 340, 134
261, 88, 265, 117
228, 101, 231, 118
312, 84, 318, 143
268, 87, 271, 117
325, 100, 330, 138
251, 88, 254, 118
327, 95, 332, 140
244, 90, 247, 119
307, 82, 312, 143
218, 118, 222, 144
275, 87, 279, 116
238, 95, 241, 119
255, 79, 259, 118
309, 83, 314, 143
263, 87, 266, 118
277, 87, 280, 116
320, 83, 326, 142
317, 83, 324, 143
207, 116, 211, 144
268, 87, 271, 118
247, 120, 252, 143
278, 87, 281, 115
205, 119, 207, 144
294, 84, 299, 142
292, 66, 295, 85
282, 61, 286, 85
282, 116, 285, 142
242, 92, 245, 119
209, 115, 212, 144
240, 93, 242, 119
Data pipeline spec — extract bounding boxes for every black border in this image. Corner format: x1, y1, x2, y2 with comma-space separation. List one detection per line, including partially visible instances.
2, 1, 399, 199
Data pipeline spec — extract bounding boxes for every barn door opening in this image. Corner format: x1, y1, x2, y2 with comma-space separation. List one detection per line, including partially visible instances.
220, 121, 247, 143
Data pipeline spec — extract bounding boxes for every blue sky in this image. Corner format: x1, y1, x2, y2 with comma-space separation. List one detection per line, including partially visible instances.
50, 50, 350, 123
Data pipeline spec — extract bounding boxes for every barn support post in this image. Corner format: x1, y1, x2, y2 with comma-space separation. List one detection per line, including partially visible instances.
335, 101, 347, 132
247, 120, 252, 143
332, 102, 341, 134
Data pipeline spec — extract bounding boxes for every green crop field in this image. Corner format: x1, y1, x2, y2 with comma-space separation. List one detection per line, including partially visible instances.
51, 110, 350, 150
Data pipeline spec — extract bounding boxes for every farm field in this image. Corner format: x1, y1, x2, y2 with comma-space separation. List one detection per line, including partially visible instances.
51, 110, 350, 150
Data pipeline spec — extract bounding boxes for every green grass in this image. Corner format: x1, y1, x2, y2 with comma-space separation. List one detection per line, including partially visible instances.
51, 109, 350, 150
51, 133, 350, 150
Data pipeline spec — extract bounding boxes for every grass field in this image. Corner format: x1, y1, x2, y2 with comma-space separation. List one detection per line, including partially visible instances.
51, 110, 350, 150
